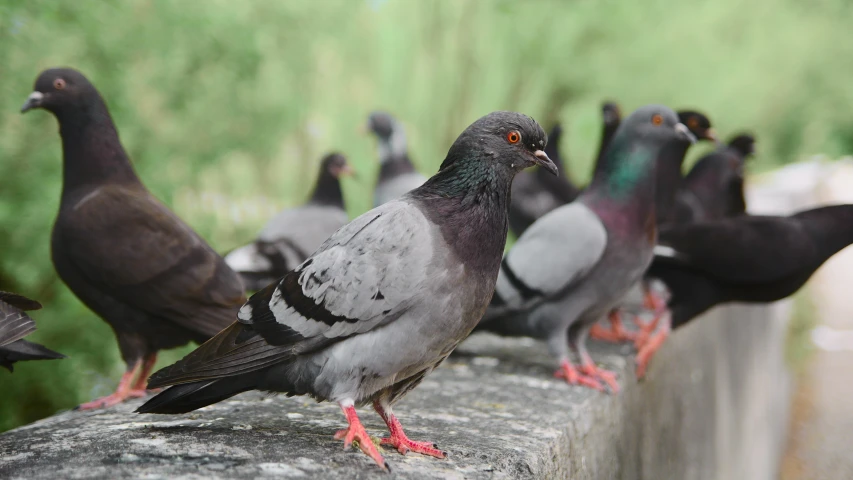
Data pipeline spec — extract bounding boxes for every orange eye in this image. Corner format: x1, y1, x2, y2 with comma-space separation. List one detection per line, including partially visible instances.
54, 78, 66, 90
687, 117, 698, 129
507, 131, 521, 144
651, 114, 663, 126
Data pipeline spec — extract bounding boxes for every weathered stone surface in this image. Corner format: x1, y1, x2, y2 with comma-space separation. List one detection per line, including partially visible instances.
0, 304, 791, 479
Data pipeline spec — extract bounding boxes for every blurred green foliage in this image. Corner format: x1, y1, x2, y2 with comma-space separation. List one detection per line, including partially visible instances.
1, 0, 852, 431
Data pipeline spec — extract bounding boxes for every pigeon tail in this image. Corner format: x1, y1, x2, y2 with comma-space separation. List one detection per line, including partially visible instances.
137, 374, 261, 414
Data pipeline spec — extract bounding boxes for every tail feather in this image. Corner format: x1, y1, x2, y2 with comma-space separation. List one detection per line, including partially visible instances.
0, 339, 66, 372
137, 373, 261, 415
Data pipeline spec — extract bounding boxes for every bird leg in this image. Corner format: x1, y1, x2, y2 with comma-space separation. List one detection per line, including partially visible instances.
77, 359, 148, 410
635, 311, 672, 379
554, 358, 609, 392
130, 353, 160, 394
589, 310, 638, 343
333, 402, 389, 471
633, 289, 669, 349
373, 399, 446, 458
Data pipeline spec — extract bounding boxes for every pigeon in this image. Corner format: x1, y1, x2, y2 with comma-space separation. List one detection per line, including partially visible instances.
225, 153, 354, 291
366, 111, 427, 206
670, 133, 755, 224
21, 68, 246, 409
137, 111, 556, 471
594, 101, 622, 166
0, 292, 65, 372
508, 123, 580, 236
637, 204, 853, 375
478, 105, 695, 393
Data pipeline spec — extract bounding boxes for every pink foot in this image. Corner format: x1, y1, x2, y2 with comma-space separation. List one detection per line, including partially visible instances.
590, 311, 638, 343
554, 359, 610, 392
77, 388, 147, 410
636, 323, 670, 379
579, 360, 620, 394
373, 401, 446, 459
335, 404, 389, 471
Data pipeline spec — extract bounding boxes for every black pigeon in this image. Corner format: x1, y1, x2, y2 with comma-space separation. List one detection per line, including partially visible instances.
654, 110, 718, 225
671, 133, 755, 224
508, 123, 580, 236
366, 111, 427, 206
138, 111, 556, 471
0, 292, 65, 372
594, 101, 622, 166
21, 68, 246, 409
225, 153, 354, 291
637, 205, 853, 373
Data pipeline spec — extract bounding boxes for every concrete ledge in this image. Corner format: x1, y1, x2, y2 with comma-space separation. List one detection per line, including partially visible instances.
0, 304, 791, 479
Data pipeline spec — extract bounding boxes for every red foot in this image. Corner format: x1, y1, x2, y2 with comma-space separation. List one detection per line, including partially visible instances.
633, 289, 669, 349
579, 357, 620, 394
554, 359, 613, 392
636, 325, 670, 379
78, 360, 150, 410
335, 404, 389, 471
373, 400, 446, 458
590, 311, 638, 343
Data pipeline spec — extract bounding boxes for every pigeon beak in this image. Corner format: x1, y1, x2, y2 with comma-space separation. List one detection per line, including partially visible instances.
675, 123, 697, 144
533, 150, 558, 176
704, 128, 721, 145
21, 92, 44, 113
339, 164, 357, 179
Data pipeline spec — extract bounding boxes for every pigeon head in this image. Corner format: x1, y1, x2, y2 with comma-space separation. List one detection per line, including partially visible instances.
21, 68, 104, 118
322, 152, 355, 179
366, 111, 400, 140
439, 111, 556, 176
602, 101, 622, 127
728, 133, 756, 158
677, 110, 717, 143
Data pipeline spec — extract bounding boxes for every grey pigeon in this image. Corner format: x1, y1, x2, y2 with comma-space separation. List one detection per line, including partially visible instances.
366, 111, 427, 206
479, 106, 695, 393
21, 68, 247, 409
508, 124, 580, 237
225, 153, 354, 291
0, 292, 65, 372
137, 111, 556, 471
671, 133, 755, 224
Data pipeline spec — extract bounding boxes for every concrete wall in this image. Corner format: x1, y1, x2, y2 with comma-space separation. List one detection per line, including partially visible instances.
0, 302, 792, 479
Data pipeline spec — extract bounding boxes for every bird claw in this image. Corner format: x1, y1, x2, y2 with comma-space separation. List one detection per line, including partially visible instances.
77, 389, 146, 410
335, 409, 389, 471
381, 436, 446, 458
635, 328, 670, 379
589, 322, 638, 343
579, 362, 621, 394
554, 360, 614, 393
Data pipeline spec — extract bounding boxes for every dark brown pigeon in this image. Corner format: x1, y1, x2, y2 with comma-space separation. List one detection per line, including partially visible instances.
21, 68, 246, 409
0, 292, 65, 372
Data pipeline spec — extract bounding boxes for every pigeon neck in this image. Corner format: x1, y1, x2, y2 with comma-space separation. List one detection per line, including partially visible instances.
594, 121, 620, 167
799, 205, 853, 262
654, 141, 691, 222
584, 142, 658, 235
415, 160, 512, 274
55, 99, 141, 198
376, 128, 413, 176
309, 168, 345, 208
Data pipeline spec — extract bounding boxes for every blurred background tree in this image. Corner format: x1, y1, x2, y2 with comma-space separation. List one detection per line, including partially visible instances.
1, 0, 852, 431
